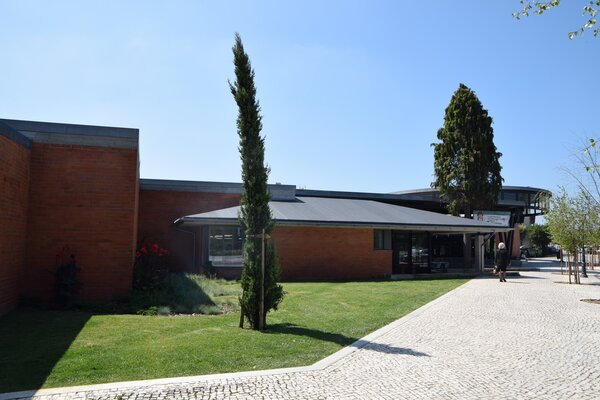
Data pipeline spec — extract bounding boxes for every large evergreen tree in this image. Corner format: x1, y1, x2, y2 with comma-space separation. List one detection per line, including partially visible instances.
432, 83, 503, 267
230, 33, 284, 330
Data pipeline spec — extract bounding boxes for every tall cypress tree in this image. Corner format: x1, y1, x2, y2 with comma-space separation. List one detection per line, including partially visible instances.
230, 33, 284, 330
432, 83, 503, 267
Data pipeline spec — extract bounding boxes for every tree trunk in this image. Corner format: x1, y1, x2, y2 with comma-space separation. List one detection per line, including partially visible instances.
239, 299, 245, 328
581, 247, 588, 278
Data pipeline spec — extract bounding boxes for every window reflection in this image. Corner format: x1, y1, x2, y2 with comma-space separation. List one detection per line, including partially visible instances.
209, 226, 244, 267
412, 232, 429, 269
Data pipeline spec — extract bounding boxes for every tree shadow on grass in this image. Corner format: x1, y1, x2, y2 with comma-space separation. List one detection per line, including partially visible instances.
266, 322, 357, 347
0, 308, 91, 394
266, 323, 429, 357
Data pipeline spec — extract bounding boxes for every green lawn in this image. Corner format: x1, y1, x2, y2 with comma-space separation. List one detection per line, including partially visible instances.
0, 279, 467, 393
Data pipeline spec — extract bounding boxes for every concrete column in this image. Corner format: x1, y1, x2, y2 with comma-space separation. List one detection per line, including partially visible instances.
474, 235, 484, 272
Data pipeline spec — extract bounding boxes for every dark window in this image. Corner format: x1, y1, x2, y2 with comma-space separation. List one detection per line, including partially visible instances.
374, 229, 392, 250
412, 232, 429, 269
502, 191, 517, 201
209, 226, 244, 267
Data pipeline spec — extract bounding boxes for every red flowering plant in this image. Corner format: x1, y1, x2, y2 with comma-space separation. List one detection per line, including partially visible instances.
54, 245, 81, 306
133, 242, 170, 291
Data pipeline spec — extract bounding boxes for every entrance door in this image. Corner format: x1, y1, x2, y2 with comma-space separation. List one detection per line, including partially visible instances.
411, 232, 430, 273
392, 232, 411, 274
392, 231, 431, 274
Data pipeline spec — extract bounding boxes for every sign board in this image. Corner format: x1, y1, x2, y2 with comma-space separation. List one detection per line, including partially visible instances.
473, 210, 511, 227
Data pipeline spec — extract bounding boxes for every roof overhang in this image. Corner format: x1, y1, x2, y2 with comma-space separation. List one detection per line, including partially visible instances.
175, 216, 512, 234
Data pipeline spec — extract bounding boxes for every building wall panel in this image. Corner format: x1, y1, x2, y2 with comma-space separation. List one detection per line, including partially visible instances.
274, 226, 392, 280
0, 136, 30, 315
21, 143, 139, 301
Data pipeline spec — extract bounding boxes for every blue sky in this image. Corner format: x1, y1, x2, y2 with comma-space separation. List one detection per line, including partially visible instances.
1, 1, 597, 195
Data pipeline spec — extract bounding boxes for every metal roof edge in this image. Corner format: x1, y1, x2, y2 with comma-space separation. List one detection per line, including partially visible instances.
142, 179, 245, 194
0, 118, 139, 138
0, 120, 32, 149
141, 179, 296, 200
177, 216, 511, 233
0, 118, 139, 149
295, 188, 408, 201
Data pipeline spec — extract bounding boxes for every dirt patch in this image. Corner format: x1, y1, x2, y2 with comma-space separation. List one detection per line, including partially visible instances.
581, 299, 600, 305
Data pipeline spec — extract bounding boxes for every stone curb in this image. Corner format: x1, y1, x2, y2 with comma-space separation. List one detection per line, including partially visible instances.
0, 280, 472, 400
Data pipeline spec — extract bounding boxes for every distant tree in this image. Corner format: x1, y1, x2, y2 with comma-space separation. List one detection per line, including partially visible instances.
432, 83, 503, 268
546, 188, 599, 279
513, 1, 600, 39
546, 190, 579, 257
229, 33, 285, 330
432, 84, 503, 216
527, 224, 552, 255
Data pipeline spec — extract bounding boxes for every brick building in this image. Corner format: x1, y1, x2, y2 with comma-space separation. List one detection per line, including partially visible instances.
0, 119, 548, 316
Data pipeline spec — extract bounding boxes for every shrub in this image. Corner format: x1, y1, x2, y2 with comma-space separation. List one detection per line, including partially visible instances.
132, 242, 170, 291
157, 306, 172, 316
54, 245, 80, 307
528, 224, 552, 256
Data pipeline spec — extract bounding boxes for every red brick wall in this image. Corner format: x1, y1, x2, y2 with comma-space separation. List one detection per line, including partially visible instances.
274, 226, 392, 280
137, 190, 241, 272
22, 143, 139, 302
0, 136, 30, 315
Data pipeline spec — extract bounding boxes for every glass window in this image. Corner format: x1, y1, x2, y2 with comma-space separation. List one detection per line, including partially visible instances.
374, 229, 391, 250
412, 232, 429, 270
502, 191, 517, 201
209, 226, 244, 267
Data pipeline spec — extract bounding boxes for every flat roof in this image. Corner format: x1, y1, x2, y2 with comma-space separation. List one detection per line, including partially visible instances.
392, 186, 550, 195
176, 196, 511, 233
0, 118, 139, 149
140, 179, 296, 201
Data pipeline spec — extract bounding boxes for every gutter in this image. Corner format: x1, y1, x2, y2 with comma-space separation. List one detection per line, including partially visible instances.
174, 217, 512, 233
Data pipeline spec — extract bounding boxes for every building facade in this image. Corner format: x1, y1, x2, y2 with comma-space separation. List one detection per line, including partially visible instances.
0, 119, 549, 316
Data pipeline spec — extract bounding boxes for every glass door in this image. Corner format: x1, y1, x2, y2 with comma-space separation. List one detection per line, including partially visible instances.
392, 231, 431, 274
392, 232, 411, 274
412, 232, 430, 273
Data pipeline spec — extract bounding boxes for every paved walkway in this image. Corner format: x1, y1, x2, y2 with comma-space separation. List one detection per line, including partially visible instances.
3, 258, 600, 400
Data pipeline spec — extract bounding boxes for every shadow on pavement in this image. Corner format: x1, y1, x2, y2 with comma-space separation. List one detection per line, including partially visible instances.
353, 339, 430, 356
266, 323, 429, 357
508, 275, 544, 279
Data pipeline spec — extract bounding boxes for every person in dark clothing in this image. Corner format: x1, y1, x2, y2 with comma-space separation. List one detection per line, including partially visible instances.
496, 242, 509, 282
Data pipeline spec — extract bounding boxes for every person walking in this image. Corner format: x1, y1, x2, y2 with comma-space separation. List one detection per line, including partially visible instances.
496, 242, 509, 282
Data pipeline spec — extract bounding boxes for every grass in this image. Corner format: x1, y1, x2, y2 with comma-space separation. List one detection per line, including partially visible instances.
0, 279, 467, 393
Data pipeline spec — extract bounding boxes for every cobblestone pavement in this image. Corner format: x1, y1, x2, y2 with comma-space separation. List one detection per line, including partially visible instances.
3, 258, 600, 400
